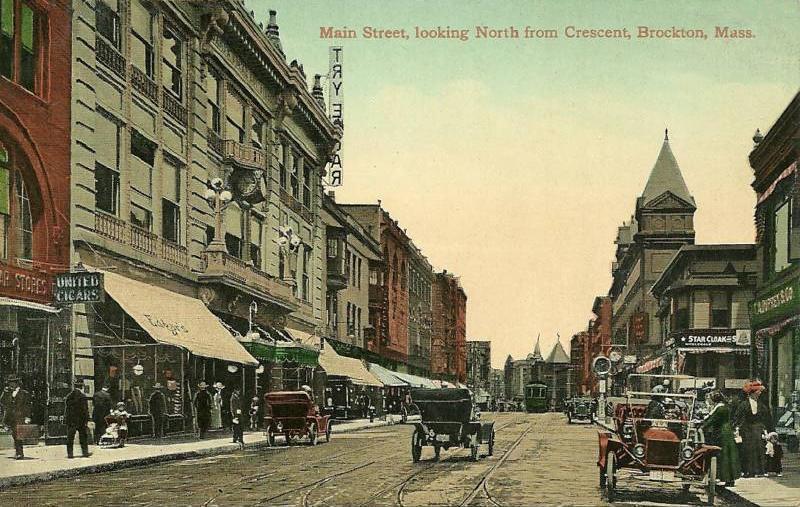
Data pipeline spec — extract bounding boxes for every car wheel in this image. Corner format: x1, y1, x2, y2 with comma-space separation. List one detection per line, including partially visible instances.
268, 430, 275, 447
706, 456, 717, 505
434, 445, 441, 461
325, 424, 331, 443
605, 452, 616, 502
470, 443, 478, 461
411, 429, 422, 463
308, 423, 318, 446
488, 431, 495, 457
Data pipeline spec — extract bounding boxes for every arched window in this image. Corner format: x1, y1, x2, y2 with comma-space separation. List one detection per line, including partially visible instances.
0, 140, 40, 264
14, 170, 31, 261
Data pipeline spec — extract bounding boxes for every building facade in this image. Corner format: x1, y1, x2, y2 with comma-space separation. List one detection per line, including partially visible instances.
406, 241, 432, 377
69, 0, 340, 429
570, 331, 587, 396
650, 244, 756, 393
431, 270, 467, 382
0, 0, 72, 441
610, 133, 696, 370
748, 92, 799, 422
466, 340, 491, 388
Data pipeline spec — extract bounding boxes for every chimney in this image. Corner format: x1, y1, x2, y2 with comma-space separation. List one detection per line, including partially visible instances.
312, 74, 325, 110
265, 10, 283, 55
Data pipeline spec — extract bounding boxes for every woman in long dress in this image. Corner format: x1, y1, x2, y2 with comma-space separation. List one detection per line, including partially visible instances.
734, 380, 773, 477
211, 382, 223, 429
701, 390, 740, 486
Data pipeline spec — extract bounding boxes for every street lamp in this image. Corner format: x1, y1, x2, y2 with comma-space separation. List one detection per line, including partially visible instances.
203, 177, 233, 253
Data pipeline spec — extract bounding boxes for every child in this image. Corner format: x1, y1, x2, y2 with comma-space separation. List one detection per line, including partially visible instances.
249, 396, 260, 431
765, 432, 783, 477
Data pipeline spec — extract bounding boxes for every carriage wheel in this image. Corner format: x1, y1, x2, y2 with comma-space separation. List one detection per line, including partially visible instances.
470, 443, 479, 461
411, 430, 422, 462
308, 423, 318, 446
433, 445, 441, 461
488, 431, 495, 457
605, 452, 616, 502
706, 456, 717, 505
325, 424, 331, 443
268, 430, 275, 447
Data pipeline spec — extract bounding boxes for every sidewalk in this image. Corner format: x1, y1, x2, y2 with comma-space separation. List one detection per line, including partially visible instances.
0, 414, 406, 490
721, 450, 800, 507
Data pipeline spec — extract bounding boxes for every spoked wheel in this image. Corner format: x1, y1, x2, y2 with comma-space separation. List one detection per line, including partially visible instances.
267, 430, 275, 447
411, 430, 422, 462
325, 424, 331, 443
470, 443, 479, 461
433, 445, 441, 461
488, 431, 495, 457
706, 456, 717, 505
605, 452, 616, 502
308, 423, 318, 446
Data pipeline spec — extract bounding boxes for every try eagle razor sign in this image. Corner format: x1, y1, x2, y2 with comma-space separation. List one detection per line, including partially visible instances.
327, 46, 343, 187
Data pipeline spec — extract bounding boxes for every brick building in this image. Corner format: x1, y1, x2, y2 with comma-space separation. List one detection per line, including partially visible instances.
432, 270, 467, 382
466, 340, 491, 388
0, 0, 72, 441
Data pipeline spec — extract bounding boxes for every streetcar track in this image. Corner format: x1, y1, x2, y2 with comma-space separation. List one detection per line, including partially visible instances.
256, 460, 376, 505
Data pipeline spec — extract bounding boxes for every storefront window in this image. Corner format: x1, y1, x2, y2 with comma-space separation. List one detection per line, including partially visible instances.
776, 332, 794, 410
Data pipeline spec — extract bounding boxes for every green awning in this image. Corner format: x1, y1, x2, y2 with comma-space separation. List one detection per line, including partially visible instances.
243, 340, 319, 367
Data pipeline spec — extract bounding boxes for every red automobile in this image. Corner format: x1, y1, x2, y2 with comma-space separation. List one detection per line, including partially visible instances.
597, 375, 720, 505
264, 391, 331, 446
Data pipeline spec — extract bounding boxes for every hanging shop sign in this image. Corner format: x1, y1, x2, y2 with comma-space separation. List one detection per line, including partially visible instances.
326, 46, 343, 187
54, 271, 104, 304
750, 274, 799, 328
674, 329, 745, 348
0, 262, 53, 304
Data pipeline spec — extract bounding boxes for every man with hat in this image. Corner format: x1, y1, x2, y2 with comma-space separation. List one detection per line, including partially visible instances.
92, 384, 113, 444
148, 382, 168, 439
64, 379, 92, 458
735, 379, 774, 477
193, 381, 213, 439
1, 375, 31, 459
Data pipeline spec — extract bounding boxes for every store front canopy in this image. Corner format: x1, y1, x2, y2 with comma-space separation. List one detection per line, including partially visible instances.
96, 268, 258, 365
368, 363, 406, 387
318, 339, 382, 387
393, 371, 437, 389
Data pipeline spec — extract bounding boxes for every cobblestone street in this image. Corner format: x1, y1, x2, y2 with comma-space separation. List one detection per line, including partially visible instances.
0, 413, 733, 506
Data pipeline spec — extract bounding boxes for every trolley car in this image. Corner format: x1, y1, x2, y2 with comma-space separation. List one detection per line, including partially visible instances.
524, 382, 548, 413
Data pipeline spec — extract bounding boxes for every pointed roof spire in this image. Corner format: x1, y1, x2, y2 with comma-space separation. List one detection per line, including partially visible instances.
531, 334, 543, 361
640, 131, 695, 207
546, 340, 570, 364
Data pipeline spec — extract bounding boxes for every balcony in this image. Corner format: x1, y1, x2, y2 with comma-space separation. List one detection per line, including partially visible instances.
130, 65, 158, 103
163, 90, 187, 125
199, 250, 297, 310
94, 212, 189, 269
280, 189, 313, 224
327, 256, 349, 291
95, 37, 125, 78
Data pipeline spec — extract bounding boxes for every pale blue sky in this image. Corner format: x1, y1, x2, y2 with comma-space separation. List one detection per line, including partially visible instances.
247, 1, 799, 367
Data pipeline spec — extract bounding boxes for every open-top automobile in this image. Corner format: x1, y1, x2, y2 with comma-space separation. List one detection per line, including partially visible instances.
597, 375, 720, 505
410, 388, 495, 462
263, 391, 331, 446
565, 396, 594, 424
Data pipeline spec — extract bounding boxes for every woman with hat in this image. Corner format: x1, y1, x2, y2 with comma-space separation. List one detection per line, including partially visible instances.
193, 382, 213, 439
734, 380, 774, 477
211, 382, 224, 429
701, 390, 740, 486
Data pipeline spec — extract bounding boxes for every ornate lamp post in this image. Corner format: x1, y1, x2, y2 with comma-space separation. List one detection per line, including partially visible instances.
203, 177, 233, 253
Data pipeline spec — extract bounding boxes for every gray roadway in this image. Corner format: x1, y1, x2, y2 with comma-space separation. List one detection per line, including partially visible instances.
0, 412, 730, 506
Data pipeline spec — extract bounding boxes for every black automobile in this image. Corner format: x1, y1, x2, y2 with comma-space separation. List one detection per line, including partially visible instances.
565, 396, 594, 424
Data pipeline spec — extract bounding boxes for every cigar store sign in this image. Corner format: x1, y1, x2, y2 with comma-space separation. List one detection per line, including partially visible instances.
54, 272, 104, 304
0, 263, 52, 304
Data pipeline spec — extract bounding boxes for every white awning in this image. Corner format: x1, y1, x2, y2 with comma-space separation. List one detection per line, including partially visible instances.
0, 297, 60, 313
317, 339, 382, 387
393, 371, 437, 389
94, 268, 258, 365
368, 363, 406, 387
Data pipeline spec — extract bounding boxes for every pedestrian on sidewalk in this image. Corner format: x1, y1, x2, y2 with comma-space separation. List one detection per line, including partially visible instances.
1, 375, 32, 459
765, 431, 783, 477
93, 385, 113, 444
700, 390, 739, 486
735, 380, 773, 478
211, 382, 223, 429
220, 382, 232, 430
230, 386, 243, 445
249, 396, 260, 431
149, 383, 168, 439
64, 380, 92, 459
109, 402, 131, 447
194, 382, 212, 439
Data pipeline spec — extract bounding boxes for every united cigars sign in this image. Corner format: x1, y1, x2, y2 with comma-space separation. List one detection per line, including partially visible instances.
675, 329, 745, 348
54, 272, 104, 304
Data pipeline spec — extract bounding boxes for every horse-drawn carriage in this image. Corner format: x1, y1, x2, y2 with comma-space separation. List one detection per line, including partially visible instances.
597, 375, 720, 504
409, 388, 495, 462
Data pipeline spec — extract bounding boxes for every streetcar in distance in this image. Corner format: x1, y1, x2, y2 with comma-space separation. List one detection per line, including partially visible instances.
410, 388, 495, 462
524, 382, 548, 413
597, 375, 719, 505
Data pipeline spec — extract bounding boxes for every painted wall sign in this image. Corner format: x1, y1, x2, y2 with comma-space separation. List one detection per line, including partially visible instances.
0, 262, 53, 304
674, 329, 747, 348
54, 272, 104, 304
327, 46, 343, 187
750, 274, 799, 328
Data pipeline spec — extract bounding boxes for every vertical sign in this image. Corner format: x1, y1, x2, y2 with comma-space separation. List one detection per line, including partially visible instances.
327, 46, 343, 187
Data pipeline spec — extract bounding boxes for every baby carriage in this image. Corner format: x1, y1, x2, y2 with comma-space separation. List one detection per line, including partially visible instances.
99, 410, 129, 448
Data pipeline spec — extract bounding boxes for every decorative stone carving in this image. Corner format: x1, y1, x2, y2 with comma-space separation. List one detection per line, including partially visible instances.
190, 0, 230, 79
199, 286, 216, 305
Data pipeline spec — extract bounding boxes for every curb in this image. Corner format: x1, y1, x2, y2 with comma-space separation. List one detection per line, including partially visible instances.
717, 486, 762, 507
0, 420, 394, 491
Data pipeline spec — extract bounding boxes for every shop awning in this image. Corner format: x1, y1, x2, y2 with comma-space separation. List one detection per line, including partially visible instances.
318, 339, 382, 387
635, 356, 664, 374
95, 268, 258, 365
393, 371, 437, 389
0, 297, 60, 313
368, 363, 406, 387
677, 347, 749, 355
242, 339, 319, 366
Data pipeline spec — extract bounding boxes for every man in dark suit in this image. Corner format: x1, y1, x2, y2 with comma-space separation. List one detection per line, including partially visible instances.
230, 386, 243, 445
193, 382, 212, 439
1, 375, 32, 459
92, 384, 113, 444
64, 380, 91, 458
148, 383, 168, 439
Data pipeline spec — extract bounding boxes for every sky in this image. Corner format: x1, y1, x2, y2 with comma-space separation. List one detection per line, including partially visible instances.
247, 0, 799, 368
